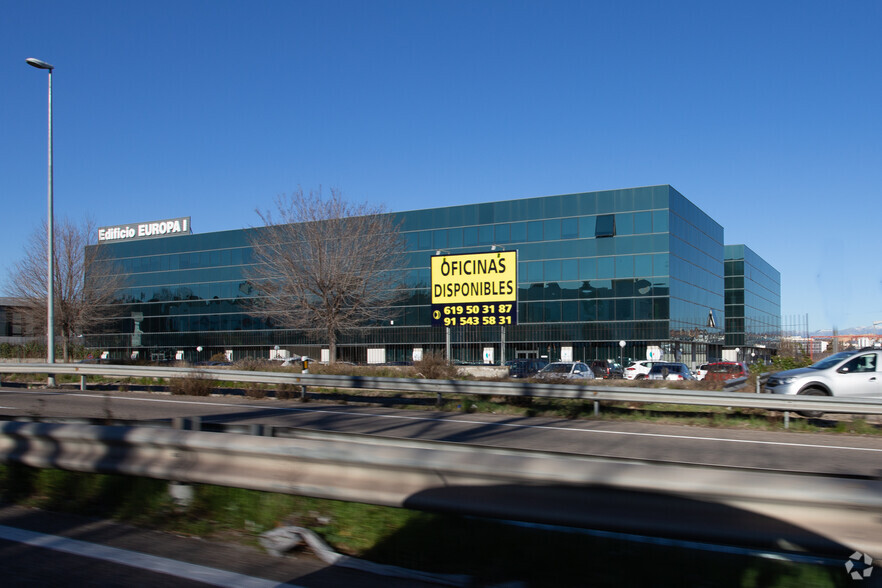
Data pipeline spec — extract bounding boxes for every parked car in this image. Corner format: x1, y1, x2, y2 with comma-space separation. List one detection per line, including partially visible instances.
694, 363, 711, 381
590, 359, 624, 379
702, 361, 749, 382
763, 349, 881, 410
507, 358, 549, 379
647, 362, 694, 380
536, 362, 595, 380
624, 360, 658, 380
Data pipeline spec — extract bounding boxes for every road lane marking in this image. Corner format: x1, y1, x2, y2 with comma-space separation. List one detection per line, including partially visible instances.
0, 524, 303, 588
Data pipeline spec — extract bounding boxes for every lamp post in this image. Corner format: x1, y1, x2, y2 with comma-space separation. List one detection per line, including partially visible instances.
26, 57, 56, 387
619, 340, 626, 376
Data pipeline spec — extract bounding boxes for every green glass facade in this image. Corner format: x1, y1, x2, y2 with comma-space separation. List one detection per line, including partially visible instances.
724, 244, 781, 360
85, 185, 766, 366
0, 298, 35, 340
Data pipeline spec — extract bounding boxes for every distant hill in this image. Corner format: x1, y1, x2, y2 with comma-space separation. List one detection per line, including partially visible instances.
811, 325, 880, 337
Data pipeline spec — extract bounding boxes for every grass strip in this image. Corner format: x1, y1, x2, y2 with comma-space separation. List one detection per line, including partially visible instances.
0, 465, 851, 587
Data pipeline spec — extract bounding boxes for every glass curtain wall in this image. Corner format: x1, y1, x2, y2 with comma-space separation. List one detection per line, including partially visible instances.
724, 244, 781, 362
665, 188, 726, 367
86, 185, 730, 365
394, 185, 681, 364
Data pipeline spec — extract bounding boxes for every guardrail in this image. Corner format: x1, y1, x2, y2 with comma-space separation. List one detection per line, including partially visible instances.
2, 363, 882, 422
1, 420, 880, 558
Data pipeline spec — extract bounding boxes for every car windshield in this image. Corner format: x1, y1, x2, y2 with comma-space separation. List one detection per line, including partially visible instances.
810, 350, 858, 370
543, 363, 571, 373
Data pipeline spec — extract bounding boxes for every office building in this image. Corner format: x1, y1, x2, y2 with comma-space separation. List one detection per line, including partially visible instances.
84, 185, 778, 367
724, 244, 782, 362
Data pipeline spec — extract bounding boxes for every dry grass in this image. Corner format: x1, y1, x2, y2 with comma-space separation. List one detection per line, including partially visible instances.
168, 370, 214, 396
244, 385, 267, 399
412, 352, 461, 380
275, 383, 299, 400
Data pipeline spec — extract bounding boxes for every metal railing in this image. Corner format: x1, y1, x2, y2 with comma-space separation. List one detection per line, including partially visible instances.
1, 420, 880, 558
2, 362, 882, 419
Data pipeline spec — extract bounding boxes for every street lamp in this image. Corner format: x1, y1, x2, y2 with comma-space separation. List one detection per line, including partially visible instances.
26, 57, 56, 387
619, 340, 626, 375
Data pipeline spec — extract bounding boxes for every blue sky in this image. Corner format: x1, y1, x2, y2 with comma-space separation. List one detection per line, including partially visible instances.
3, 0, 880, 332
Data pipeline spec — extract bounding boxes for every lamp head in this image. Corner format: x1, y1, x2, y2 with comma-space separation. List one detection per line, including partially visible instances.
26, 58, 54, 70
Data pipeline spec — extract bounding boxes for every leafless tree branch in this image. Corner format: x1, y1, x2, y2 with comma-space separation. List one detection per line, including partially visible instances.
247, 187, 407, 362
3, 218, 127, 361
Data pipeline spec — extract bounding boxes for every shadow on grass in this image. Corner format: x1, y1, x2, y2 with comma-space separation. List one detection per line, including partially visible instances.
1, 464, 863, 587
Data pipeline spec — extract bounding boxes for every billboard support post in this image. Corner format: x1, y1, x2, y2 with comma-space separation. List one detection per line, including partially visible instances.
501, 325, 506, 365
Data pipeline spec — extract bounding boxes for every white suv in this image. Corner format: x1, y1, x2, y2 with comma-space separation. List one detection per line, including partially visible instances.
624, 360, 657, 380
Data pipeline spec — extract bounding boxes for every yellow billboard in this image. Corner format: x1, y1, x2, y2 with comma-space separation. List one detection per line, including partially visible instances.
431, 251, 517, 326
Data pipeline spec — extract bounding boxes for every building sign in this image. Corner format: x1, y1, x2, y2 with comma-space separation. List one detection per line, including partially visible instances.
98, 217, 191, 242
431, 251, 518, 327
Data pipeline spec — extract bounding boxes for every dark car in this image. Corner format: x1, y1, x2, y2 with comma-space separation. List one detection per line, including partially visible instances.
703, 361, 749, 382
507, 358, 549, 378
647, 362, 694, 380
536, 362, 595, 380
590, 359, 624, 379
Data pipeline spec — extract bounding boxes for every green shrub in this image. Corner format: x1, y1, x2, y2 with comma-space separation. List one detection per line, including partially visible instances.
770, 355, 813, 371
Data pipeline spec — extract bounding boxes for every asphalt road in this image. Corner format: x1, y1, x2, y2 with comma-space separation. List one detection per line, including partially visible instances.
0, 505, 441, 587
1, 385, 881, 477
2, 385, 882, 582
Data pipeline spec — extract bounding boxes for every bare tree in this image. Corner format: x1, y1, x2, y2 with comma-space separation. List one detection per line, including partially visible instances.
4, 218, 126, 362
248, 187, 407, 363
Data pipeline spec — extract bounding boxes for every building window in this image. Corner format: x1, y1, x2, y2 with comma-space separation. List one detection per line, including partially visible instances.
595, 214, 616, 238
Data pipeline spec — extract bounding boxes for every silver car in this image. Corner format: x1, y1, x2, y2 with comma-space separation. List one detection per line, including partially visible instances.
535, 362, 595, 380
764, 349, 881, 398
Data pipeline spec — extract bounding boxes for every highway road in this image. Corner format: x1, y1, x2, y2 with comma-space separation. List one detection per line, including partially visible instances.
2, 385, 881, 477
0, 505, 440, 587
2, 385, 882, 582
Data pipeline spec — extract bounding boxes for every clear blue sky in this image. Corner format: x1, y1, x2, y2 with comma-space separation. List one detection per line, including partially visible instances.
3, 0, 880, 333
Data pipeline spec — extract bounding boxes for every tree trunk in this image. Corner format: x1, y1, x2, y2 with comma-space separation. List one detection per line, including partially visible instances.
62, 327, 70, 363
327, 328, 337, 365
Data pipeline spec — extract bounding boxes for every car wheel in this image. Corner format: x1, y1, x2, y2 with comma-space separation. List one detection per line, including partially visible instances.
636, 374, 645, 380
796, 388, 827, 418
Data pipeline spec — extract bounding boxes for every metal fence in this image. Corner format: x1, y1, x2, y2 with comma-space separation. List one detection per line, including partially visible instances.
2, 363, 882, 423
1, 420, 880, 559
